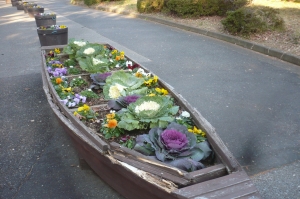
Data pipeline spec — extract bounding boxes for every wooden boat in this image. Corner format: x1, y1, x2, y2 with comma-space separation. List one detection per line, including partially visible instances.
41, 44, 261, 199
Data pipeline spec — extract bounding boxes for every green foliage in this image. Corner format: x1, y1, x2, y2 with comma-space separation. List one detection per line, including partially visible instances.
163, 0, 250, 17
84, 0, 101, 6
117, 95, 179, 131
80, 89, 99, 99
103, 71, 148, 100
137, 0, 164, 13
70, 76, 88, 87
221, 6, 285, 36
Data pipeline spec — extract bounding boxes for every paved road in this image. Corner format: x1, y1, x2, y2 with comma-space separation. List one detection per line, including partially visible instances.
0, 0, 299, 198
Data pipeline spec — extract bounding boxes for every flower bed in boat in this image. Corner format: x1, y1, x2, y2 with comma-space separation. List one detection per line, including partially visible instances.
42, 39, 214, 172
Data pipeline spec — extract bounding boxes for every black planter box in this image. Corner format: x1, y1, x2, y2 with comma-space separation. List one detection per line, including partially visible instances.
35, 15, 56, 27
23, 3, 37, 13
27, 7, 44, 18
37, 28, 68, 46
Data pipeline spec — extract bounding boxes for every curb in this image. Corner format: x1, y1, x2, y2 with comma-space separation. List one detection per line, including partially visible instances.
73, 3, 300, 67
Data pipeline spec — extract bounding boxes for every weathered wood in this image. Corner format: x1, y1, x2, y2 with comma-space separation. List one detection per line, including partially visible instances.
185, 164, 228, 184
110, 142, 188, 177
112, 153, 189, 186
172, 171, 260, 199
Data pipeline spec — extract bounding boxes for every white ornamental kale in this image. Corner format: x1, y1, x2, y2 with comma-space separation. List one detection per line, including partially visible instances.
108, 83, 127, 99
83, 47, 95, 55
117, 95, 179, 131
103, 71, 147, 100
92, 58, 104, 65
134, 101, 160, 114
74, 41, 86, 47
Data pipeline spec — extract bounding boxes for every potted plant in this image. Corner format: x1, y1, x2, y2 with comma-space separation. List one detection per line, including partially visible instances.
35, 13, 56, 27
27, 5, 44, 17
37, 25, 68, 46
16, 1, 27, 10
23, 2, 36, 13
11, 0, 20, 6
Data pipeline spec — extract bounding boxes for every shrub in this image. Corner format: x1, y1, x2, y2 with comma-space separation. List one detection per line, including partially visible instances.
163, 0, 250, 17
84, 0, 101, 6
137, 0, 165, 13
221, 6, 285, 36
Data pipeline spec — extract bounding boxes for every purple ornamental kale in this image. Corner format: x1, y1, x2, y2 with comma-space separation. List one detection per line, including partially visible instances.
123, 95, 140, 104
161, 129, 189, 151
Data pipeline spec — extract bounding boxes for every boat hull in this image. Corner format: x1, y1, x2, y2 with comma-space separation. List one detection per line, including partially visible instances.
41, 45, 261, 199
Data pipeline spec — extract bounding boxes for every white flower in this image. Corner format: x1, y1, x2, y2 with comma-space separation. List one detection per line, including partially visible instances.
88, 89, 92, 91
74, 41, 86, 47
145, 73, 152, 77
78, 76, 81, 78
92, 58, 104, 65
115, 64, 120, 68
110, 110, 115, 113
109, 59, 113, 63
83, 47, 95, 55
126, 61, 132, 67
108, 83, 127, 99
108, 85, 121, 99
135, 101, 160, 114
136, 68, 145, 74
181, 111, 190, 118
69, 66, 73, 68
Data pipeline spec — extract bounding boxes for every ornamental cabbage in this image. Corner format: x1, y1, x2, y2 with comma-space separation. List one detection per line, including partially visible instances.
117, 95, 179, 131
103, 71, 148, 100
134, 122, 212, 172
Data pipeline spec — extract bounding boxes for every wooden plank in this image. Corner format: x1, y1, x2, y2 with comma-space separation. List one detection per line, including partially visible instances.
199, 181, 260, 199
112, 153, 190, 186
110, 142, 188, 177
172, 171, 253, 198
185, 164, 228, 184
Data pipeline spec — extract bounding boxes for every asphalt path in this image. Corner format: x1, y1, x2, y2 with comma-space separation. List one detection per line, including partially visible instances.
1, 0, 299, 198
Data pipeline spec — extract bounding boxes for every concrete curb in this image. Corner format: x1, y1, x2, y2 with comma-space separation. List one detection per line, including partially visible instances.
72, 2, 300, 67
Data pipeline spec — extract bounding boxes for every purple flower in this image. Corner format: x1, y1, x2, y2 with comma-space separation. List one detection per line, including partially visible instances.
97, 72, 112, 81
60, 99, 68, 105
161, 129, 188, 150
73, 98, 80, 104
75, 94, 80, 99
81, 96, 87, 103
124, 95, 140, 104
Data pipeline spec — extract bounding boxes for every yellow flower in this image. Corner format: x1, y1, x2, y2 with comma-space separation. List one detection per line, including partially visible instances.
78, 104, 90, 112
54, 48, 61, 54
153, 75, 158, 83
120, 51, 125, 56
120, 54, 125, 60
135, 72, 143, 78
73, 111, 78, 116
144, 79, 153, 86
188, 126, 203, 135
115, 56, 121, 61
105, 119, 118, 128
148, 93, 156, 97
111, 49, 117, 54
59, 25, 67, 29
106, 113, 115, 119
